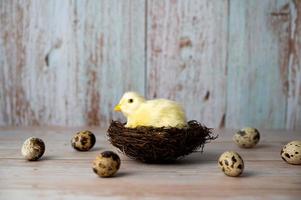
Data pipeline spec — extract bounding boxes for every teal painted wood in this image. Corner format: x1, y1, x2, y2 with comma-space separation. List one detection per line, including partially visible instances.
74, 0, 146, 126
146, 0, 228, 128
226, 0, 291, 129
286, 0, 301, 130
0, 0, 300, 130
0, 0, 145, 126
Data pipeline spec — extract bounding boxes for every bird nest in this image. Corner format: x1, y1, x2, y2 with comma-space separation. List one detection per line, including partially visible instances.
107, 120, 217, 163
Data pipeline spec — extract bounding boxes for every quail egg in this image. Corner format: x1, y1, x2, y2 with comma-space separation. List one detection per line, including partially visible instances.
92, 151, 121, 177
71, 130, 96, 151
233, 127, 260, 148
218, 151, 244, 177
21, 137, 45, 161
281, 141, 301, 165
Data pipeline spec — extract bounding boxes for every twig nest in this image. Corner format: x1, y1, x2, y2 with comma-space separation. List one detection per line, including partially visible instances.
21, 137, 45, 161
107, 120, 216, 163
218, 151, 244, 177
281, 141, 301, 165
92, 151, 121, 177
233, 127, 260, 148
71, 130, 96, 151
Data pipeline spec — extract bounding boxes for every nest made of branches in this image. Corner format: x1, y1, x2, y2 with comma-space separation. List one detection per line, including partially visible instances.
107, 120, 217, 163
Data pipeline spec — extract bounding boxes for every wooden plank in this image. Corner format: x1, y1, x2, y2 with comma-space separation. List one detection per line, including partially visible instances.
287, 1, 301, 130
226, 0, 291, 129
146, 0, 228, 128
1, 159, 301, 200
0, 127, 301, 199
0, 0, 300, 130
0, 127, 299, 160
0, 138, 295, 161
0, 0, 145, 127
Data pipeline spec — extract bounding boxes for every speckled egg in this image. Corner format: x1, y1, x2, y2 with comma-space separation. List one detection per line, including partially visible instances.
92, 151, 121, 177
71, 130, 96, 151
21, 137, 45, 161
281, 141, 301, 165
218, 151, 244, 177
233, 127, 260, 148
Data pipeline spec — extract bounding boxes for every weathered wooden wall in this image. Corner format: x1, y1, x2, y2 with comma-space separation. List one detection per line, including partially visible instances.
0, 0, 300, 130
0, 0, 145, 127
147, 0, 228, 129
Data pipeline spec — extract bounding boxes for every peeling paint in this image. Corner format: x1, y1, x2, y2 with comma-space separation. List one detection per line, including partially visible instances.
219, 113, 226, 129
286, 0, 301, 129
45, 53, 49, 67
14, 88, 39, 125
0, 1, 146, 126
0, 1, 300, 129
274, 3, 290, 96
179, 37, 192, 48
86, 70, 100, 126
204, 91, 210, 101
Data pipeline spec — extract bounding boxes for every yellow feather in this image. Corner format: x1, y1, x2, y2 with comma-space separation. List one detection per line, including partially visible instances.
115, 92, 187, 128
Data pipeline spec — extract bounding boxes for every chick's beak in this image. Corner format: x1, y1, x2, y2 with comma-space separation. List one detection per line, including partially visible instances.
114, 104, 121, 112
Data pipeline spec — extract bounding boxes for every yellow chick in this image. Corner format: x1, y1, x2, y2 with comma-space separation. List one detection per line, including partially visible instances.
114, 92, 187, 128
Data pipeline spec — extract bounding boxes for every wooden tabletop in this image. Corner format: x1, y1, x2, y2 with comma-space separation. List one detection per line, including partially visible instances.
0, 127, 300, 200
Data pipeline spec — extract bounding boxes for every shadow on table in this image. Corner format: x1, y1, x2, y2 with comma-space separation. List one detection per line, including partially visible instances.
136, 151, 220, 166
113, 171, 134, 178
240, 171, 256, 178
252, 143, 274, 149
39, 155, 60, 161
89, 147, 102, 152
175, 151, 220, 165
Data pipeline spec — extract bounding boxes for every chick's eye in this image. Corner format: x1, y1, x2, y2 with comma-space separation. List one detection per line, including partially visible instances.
128, 99, 133, 103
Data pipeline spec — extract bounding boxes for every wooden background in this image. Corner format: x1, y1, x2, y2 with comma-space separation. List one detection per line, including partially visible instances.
0, 0, 300, 130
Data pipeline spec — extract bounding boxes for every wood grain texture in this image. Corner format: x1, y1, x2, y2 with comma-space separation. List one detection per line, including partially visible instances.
0, 127, 301, 200
226, 0, 292, 129
287, 0, 301, 130
146, 0, 228, 128
0, 0, 145, 127
0, 0, 301, 130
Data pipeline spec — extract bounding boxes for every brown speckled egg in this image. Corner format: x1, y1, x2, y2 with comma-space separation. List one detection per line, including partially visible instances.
92, 151, 121, 177
233, 127, 260, 148
21, 137, 45, 161
281, 141, 301, 165
218, 151, 244, 177
71, 130, 96, 151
